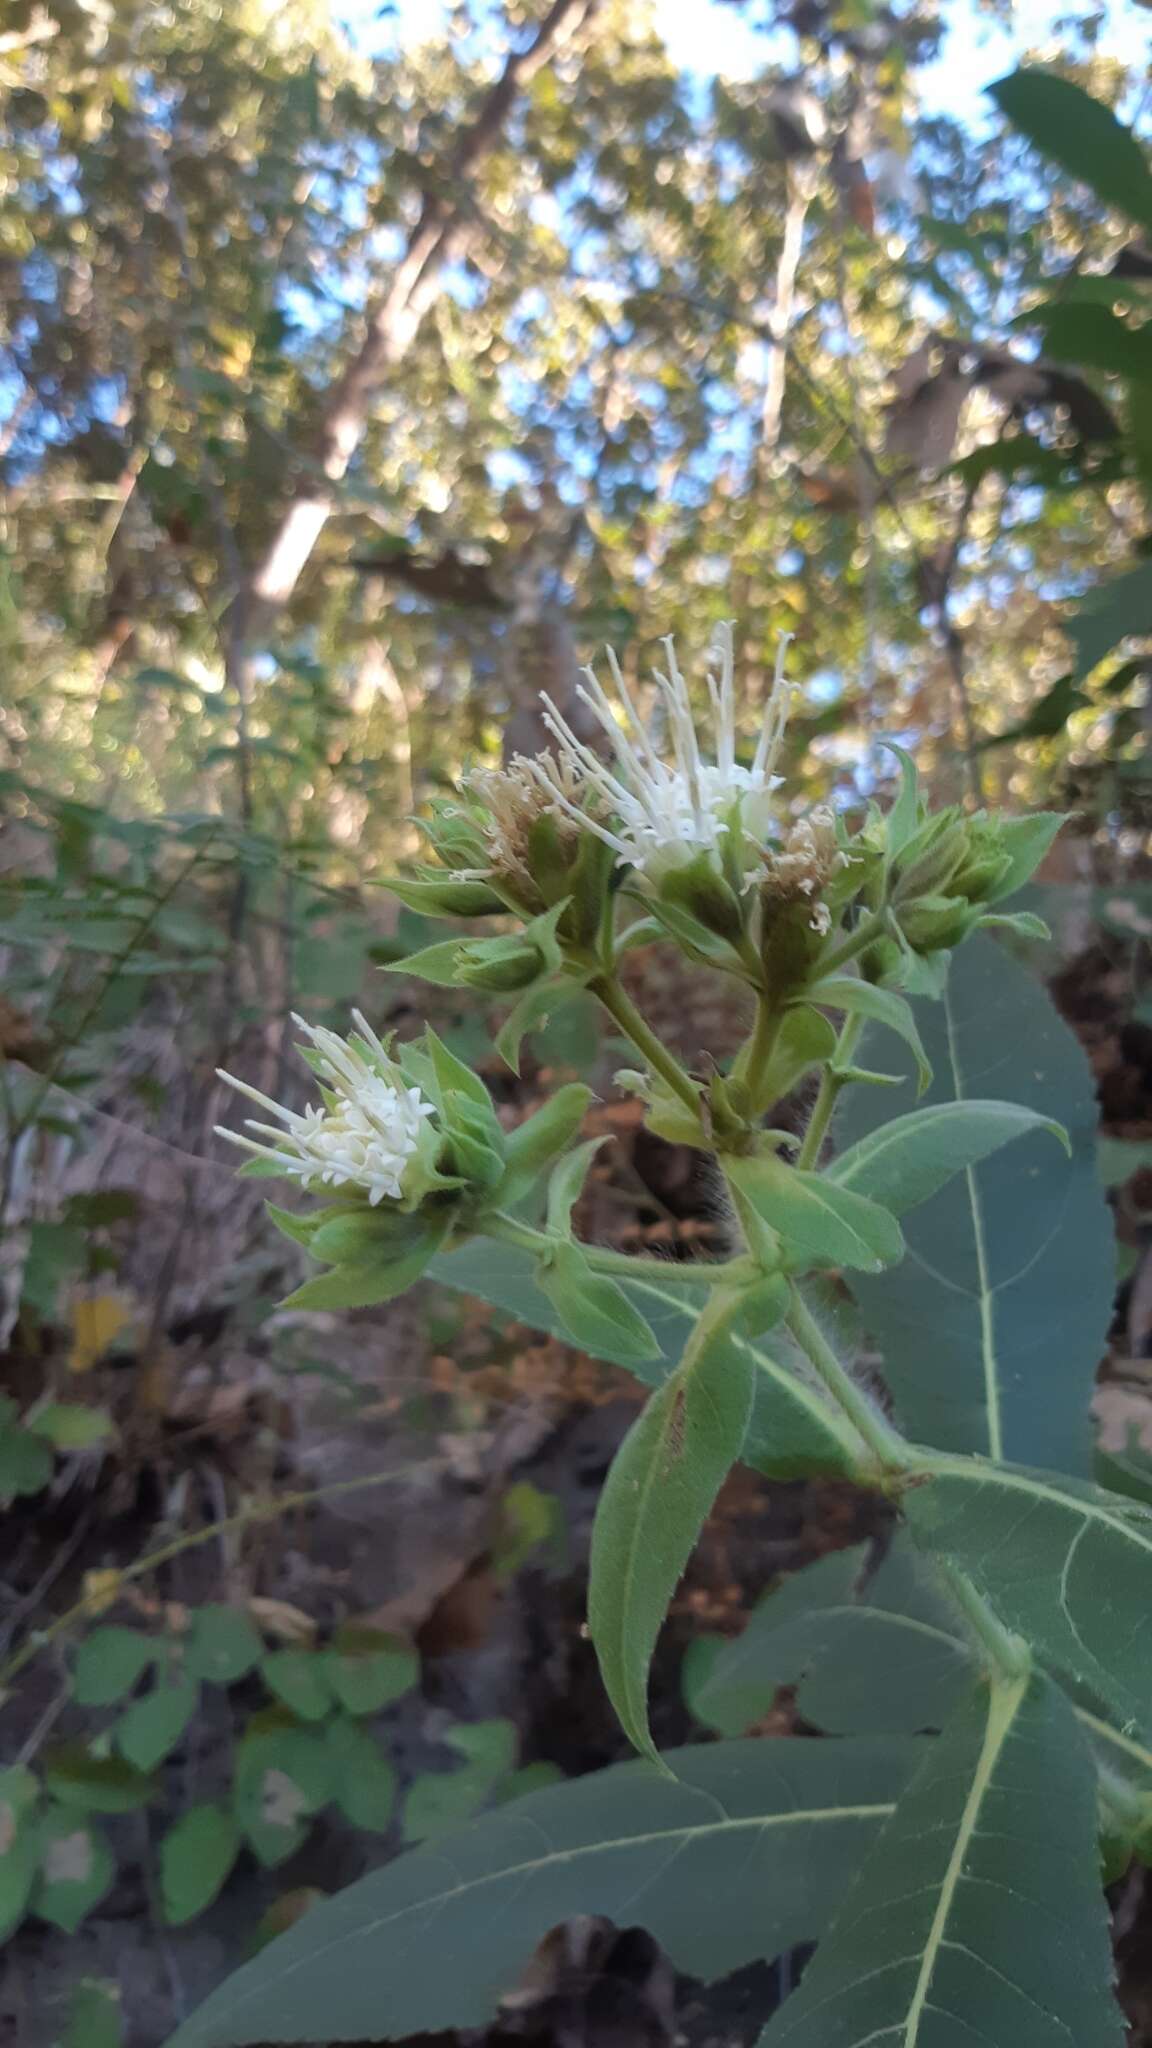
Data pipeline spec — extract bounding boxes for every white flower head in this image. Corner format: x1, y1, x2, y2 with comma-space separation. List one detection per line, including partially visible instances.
528, 622, 795, 882
216, 1012, 436, 1207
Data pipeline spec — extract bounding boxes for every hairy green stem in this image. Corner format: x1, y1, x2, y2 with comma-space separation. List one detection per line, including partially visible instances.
785, 1285, 908, 1471
795, 1011, 863, 1169
932, 1555, 1032, 1682
588, 973, 701, 1116
487, 1210, 750, 1290
732, 992, 782, 1111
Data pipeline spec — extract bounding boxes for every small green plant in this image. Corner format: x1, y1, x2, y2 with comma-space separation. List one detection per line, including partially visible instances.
170, 622, 1142, 2048
0, 1598, 541, 1946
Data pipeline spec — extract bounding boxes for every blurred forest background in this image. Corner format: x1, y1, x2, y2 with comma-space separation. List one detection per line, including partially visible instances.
2, 0, 1152, 2043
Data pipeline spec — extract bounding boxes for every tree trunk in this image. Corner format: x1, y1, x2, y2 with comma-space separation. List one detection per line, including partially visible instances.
243, 0, 601, 634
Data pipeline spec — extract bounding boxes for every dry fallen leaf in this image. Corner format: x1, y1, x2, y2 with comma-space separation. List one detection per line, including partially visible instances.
69, 1290, 132, 1374
248, 1596, 317, 1645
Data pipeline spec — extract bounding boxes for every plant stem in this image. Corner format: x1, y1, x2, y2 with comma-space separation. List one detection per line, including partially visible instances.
932, 1556, 1031, 1681
0, 1456, 451, 1693
817, 910, 886, 979
733, 992, 781, 1111
486, 1210, 748, 1290
795, 1012, 863, 1169
588, 973, 701, 1116
785, 1285, 908, 1471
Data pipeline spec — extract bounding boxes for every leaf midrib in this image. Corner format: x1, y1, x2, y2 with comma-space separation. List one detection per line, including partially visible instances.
922, 1456, 1152, 1555
944, 986, 1002, 1460
193, 1799, 898, 2041
901, 1672, 1027, 2046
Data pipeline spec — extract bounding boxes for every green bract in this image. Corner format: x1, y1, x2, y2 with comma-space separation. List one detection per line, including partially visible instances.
193, 628, 1139, 2048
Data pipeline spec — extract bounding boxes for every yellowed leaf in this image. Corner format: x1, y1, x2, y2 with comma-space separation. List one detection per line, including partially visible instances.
69, 1292, 131, 1374
81, 1568, 122, 1616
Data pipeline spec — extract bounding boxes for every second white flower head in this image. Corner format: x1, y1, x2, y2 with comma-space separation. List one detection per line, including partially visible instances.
216, 1012, 436, 1207
530, 621, 794, 881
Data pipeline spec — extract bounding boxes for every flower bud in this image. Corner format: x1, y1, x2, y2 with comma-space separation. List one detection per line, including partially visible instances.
454, 935, 547, 993
384, 870, 506, 919
657, 849, 747, 944
890, 812, 968, 902
898, 893, 978, 953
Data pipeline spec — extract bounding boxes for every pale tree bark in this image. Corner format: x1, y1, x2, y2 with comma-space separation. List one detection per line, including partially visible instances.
757, 160, 819, 468
243, 0, 602, 633
735, 158, 819, 702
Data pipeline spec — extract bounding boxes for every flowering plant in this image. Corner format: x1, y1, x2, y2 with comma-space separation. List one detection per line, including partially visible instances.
183, 628, 1147, 2048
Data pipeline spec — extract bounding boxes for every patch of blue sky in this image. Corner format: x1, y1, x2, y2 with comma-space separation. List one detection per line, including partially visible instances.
340, 0, 1149, 127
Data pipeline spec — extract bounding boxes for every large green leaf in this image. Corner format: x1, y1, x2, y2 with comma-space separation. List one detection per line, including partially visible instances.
588, 1321, 756, 1759
430, 1240, 860, 1478
829, 1099, 1066, 1216
760, 1672, 1124, 2047
165, 1736, 916, 2048
1067, 559, 1152, 683
685, 1536, 973, 1738
905, 1457, 1152, 1741
838, 935, 1112, 1472
990, 68, 1152, 235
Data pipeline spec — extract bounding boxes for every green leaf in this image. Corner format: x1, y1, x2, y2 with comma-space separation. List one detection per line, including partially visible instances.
879, 741, 922, 860
382, 874, 504, 919
987, 812, 1067, 901
838, 935, 1113, 1471
500, 1084, 594, 1200
161, 1805, 241, 1924
324, 1719, 396, 1831
423, 1025, 497, 1115
685, 1536, 972, 1739
804, 977, 932, 1092
260, 1651, 334, 1723
756, 1005, 838, 1103
0, 1776, 38, 1939
727, 1152, 904, 1275
73, 1627, 158, 1707
905, 1458, 1152, 1742
990, 68, 1152, 235
494, 977, 571, 1073
829, 1099, 1067, 1216
280, 1217, 448, 1311
27, 1403, 114, 1450
404, 1719, 519, 1843
1068, 559, 1152, 682
536, 1241, 659, 1363
378, 936, 464, 985
233, 1724, 331, 1868
165, 1736, 916, 2048
1035, 302, 1152, 382
44, 1745, 154, 1814
324, 1629, 417, 1716
545, 1136, 608, 1234
32, 1808, 115, 1932
0, 1422, 53, 1502
430, 1239, 860, 1480
588, 1324, 756, 1761
20, 1220, 87, 1320
185, 1605, 263, 1686
61, 1980, 124, 2048
760, 1672, 1124, 2048
61, 1981, 124, 2048
116, 1677, 200, 1772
